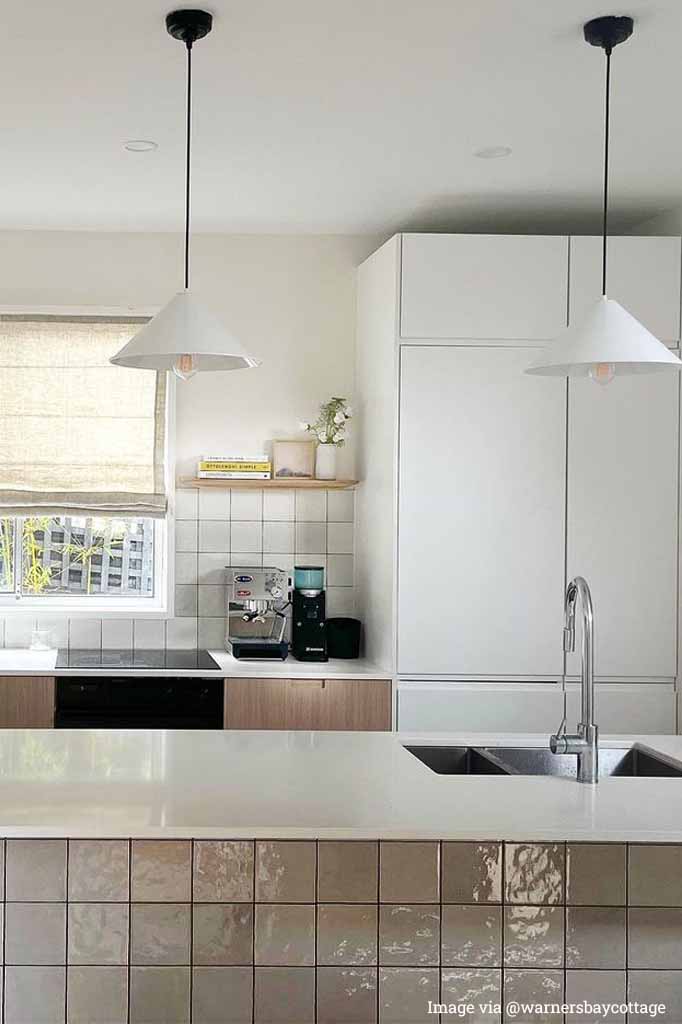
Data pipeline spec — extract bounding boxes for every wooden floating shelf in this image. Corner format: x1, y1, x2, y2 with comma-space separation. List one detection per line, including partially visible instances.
179, 477, 359, 490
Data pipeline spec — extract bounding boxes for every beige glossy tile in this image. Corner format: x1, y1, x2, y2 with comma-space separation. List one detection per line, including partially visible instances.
503, 906, 564, 968
379, 904, 439, 966
6, 839, 66, 901
318, 841, 378, 902
5, 967, 64, 1024
566, 844, 626, 906
68, 840, 129, 902
379, 842, 439, 903
379, 967, 439, 1023
131, 904, 191, 966
255, 904, 315, 966
68, 904, 129, 966
629, 845, 682, 906
254, 967, 315, 1023
192, 967, 253, 1024
6, 904, 65, 965
317, 904, 377, 966
193, 904, 253, 966
628, 971, 682, 1024
504, 844, 564, 905
317, 967, 377, 1023
566, 970, 626, 1024
442, 905, 502, 967
255, 841, 316, 902
503, 969, 563, 1023
628, 907, 682, 968
67, 967, 128, 1024
129, 966, 190, 1024
441, 969, 502, 1024
566, 907, 626, 969
442, 843, 502, 904
194, 841, 254, 902
131, 840, 192, 902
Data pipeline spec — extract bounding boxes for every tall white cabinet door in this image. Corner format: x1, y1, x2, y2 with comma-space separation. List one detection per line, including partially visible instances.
398, 346, 566, 677
569, 236, 681, 344
567, 374, 680, 678
400, 234, 568, 341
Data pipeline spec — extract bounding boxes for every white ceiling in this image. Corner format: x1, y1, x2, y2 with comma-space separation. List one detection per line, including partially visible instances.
3, 0, 682, 234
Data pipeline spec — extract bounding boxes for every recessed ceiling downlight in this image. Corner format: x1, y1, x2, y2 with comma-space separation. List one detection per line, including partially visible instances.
474, 145, 512, 159
124, 139, 158, 152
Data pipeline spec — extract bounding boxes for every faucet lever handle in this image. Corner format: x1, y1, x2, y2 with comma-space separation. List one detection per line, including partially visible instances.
563, 626, 575, 653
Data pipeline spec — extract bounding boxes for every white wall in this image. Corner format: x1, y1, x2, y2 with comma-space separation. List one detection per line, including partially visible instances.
629, 206, 682, 235
0, 230, 380, 478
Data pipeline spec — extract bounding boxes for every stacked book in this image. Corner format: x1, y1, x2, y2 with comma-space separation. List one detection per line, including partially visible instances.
197, 454, 272, 480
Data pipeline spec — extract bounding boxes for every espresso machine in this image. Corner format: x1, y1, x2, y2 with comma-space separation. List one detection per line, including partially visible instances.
291, 566, 328, 662
225, 567, 289, 660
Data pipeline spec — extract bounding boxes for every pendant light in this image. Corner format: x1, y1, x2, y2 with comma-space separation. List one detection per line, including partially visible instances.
111, 9, 260, 380
526, 15, 681, 382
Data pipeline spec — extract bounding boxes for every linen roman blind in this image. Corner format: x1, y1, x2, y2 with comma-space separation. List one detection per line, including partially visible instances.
0, 317, 167, 516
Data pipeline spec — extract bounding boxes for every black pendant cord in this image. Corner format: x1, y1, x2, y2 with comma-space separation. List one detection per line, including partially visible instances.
601, 45, 612, 298
184, 41, 192, 291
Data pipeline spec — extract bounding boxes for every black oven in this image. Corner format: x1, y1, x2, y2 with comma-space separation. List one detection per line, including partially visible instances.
55, 675, 224, 729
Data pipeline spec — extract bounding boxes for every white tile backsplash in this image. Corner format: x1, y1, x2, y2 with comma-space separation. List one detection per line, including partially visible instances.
230, 521, 262, 553
199, 520, 230, 553
175, 552, 198, 585
69, 619, 102, 650
198, 553, 230, 584
2, 487, 355, 653
295, 490, 327, 522
327, 489, 354, 523
263, 489, 295, 521
198, 488, 230, 520
263, 521, 295, 554
198, 585, 225, 617
175, 520, 198, 553
296, 522, 327, 554
231, 489, 263, 521
175, 488, 198, 519
327, 522, 354, 555
102, 619, 133, 650
133, 619, 165, 650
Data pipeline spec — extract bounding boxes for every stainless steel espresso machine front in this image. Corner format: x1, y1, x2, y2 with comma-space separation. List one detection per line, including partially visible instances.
225, 567, 290, 660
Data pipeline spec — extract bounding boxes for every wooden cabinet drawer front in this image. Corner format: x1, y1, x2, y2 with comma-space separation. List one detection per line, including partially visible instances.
224, 678, 391, 731
0, 677, 55, 728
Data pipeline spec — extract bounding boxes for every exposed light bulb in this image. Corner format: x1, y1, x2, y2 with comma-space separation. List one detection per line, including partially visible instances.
589, 362, 616, 387
173, 353, 198, 381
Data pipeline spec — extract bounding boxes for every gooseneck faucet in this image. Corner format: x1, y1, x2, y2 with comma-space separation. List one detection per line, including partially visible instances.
549, 576, 599, 784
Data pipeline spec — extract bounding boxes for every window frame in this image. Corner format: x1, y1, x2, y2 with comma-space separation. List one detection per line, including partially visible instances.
0, 305, 174, 619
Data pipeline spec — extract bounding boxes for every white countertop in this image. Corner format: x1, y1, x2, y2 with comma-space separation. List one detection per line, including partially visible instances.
0, 649, 389, 680
1, 729, 682, 840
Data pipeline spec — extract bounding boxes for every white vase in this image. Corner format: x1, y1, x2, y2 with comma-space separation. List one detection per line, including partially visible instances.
315, 443, 337, 480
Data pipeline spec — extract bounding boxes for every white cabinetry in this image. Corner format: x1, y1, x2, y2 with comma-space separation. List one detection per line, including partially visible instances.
398, 683, 563, 733
398, 346, 566, 677
565, 683, 676, 735
569, 236, 681, 344
400, 234, 568, 340
567, 373, 679, 678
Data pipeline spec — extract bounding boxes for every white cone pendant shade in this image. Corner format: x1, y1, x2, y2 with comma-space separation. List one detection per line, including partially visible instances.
110, 291, 261, 376
526, 297, 682, 378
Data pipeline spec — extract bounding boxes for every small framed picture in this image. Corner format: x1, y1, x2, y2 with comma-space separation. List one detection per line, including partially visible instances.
272, 440, 315, 479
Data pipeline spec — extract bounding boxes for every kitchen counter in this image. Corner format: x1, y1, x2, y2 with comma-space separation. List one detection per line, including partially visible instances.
1, 728, 682, 840
0, 648, 389, 680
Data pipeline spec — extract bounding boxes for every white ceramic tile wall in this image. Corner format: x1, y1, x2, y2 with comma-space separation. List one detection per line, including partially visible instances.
0, 488, 355, 652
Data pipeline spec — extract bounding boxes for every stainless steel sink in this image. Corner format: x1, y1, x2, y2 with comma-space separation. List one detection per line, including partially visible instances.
405, 744, 682, 778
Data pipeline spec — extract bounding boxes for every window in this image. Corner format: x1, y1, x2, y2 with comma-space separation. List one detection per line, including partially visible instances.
0, 315, 171, 613
1, 516, 156, 598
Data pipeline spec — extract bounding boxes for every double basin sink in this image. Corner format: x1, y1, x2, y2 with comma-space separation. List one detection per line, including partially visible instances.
406, 744, 682, 779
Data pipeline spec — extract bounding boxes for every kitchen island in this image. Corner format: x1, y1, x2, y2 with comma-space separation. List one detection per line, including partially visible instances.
0, 729, 681, 1022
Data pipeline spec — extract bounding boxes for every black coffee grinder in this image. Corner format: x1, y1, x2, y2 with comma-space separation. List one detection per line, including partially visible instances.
291, 566, 328, 662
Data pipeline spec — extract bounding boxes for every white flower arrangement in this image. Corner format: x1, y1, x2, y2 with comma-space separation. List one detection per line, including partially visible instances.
300, 397, 353, 447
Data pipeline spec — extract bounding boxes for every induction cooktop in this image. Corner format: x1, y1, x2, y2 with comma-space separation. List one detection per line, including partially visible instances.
55, 648, 221, 671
